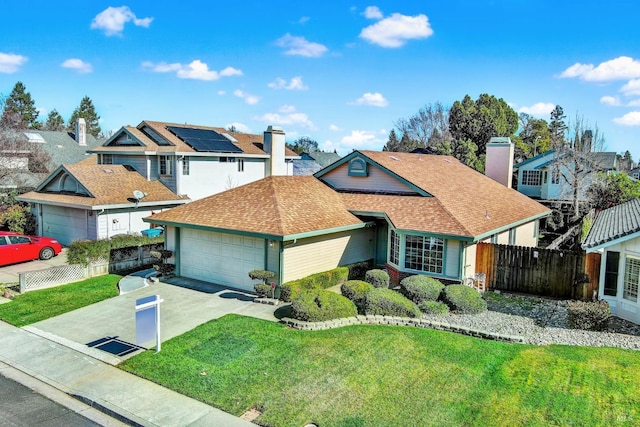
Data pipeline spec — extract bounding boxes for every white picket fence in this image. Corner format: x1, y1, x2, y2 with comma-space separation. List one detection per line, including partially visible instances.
19, 260, 109, 293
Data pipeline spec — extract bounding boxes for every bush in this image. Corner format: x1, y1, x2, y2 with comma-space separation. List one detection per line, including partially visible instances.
67, 235, 164, 266
400, 275, 445, 304
442, 285, 487, 314
567, 300, 611, 331
418, 300, 450, 316
365, 269, 390, 289
254, 283, 272, 298
280, 267, 349, 302
363, 288, 421, 318
341, 280, 374, 313
346, 260, 373, 280
290, 290, 357, 322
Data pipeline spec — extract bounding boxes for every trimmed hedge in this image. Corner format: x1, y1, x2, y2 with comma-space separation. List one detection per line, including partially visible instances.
442, 285, 487, 314
347, 260, 373, 280
341, 280, 374, 314
290, 290, 357, 322
418, 300, 450, 316
364, 288, 421, 318
400, 275, 445, 304
67, 235, 164, 266
254, 283, 272, 298
365, 269, 390, 289
567, 300, 611, 331
280, 267, 349, 302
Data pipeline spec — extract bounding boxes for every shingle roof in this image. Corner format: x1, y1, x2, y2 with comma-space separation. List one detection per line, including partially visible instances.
304, 151, 341, 167
148, 176, 363, 237
354, 151, 550, 236
582, 198, 640, 249
23, 130, 102, 166
19, 164, 188, 208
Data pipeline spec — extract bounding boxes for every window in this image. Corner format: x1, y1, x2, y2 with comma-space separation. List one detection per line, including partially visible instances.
551, 169, 560, 184
182, 157, 189, 175
101, 154, 113, 165
543, 170, 548, 184
404, 235, 444, 274
159, 155, 172, 176
604, 251, 619, 296
238, 158, 245, 172
623, 256, 640, 302
521, 170, 541, 186
220, 157, 236, 163
389, 230, 399, 265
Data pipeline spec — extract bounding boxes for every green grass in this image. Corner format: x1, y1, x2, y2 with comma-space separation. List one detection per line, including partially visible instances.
121, 314, 640, 427
0, 274, 121, 326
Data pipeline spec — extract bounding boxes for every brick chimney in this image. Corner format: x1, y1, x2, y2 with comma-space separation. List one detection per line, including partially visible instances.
263, 125, 286, 176
485, 137, 514, 187
75, 118, 87, 146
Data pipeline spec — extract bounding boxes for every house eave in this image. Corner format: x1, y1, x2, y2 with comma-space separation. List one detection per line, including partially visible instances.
583, 230, 640, 253
472, 211, 551, 243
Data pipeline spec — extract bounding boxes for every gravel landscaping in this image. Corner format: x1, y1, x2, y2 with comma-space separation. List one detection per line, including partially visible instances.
421, 291, 640, 350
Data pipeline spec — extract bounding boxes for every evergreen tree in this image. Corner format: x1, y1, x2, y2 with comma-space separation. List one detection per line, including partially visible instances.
0, 82, 39, 129
67, 96, 101, 137
549, 105, 567, 148
43, 109, 65, 131
383, 129, 401, 151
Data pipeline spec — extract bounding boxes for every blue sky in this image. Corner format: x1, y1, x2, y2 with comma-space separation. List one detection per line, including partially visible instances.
2, 1, 640, 158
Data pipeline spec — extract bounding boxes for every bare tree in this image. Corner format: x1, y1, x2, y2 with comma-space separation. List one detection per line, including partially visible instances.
394, 102, 452, 150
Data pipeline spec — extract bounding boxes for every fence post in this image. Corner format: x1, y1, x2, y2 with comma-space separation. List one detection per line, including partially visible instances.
19, 273, 26, 293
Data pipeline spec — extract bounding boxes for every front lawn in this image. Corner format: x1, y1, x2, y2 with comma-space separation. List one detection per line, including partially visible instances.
0, 274, 121, 326
121, 314, 640, 427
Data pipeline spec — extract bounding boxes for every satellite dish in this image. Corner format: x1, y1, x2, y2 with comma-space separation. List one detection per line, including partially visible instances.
133, 190, 146, 200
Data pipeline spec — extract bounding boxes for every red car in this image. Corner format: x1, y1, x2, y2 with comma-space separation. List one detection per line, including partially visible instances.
0, 231, 63, 267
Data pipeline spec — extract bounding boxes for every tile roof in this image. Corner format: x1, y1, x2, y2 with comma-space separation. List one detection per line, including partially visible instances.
149, 176, 363, 237
349, 151, 550, 237
582, 198, 640, 249
19, 164, 188, 208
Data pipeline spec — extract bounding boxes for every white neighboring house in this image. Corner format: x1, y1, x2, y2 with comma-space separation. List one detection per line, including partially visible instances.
583, 198, 640, 324
88, 121, 299, 201
18, 163, 189, 245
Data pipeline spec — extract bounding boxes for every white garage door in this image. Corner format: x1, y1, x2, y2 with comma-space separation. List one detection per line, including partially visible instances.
42, 205, 87, 246
180, 228, 265, 292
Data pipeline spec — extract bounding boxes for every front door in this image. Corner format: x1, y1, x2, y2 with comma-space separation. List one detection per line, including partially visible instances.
374, 220, 389, 266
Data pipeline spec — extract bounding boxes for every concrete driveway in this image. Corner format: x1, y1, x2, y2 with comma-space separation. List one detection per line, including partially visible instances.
0, 248, 69, 285
22, 279, 284, 365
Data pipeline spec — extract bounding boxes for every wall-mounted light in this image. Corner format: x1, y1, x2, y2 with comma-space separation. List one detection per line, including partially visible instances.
269, 240, 274, 247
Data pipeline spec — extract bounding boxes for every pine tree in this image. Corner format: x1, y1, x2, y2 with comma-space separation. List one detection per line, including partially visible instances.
549, 105, 567, 148
383, 129, 401, 151
0, 82, 39, 129
67, 96, 101, 137
43, 109, 65, 131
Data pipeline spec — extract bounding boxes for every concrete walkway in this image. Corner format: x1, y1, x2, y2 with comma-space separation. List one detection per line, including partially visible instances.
0, 277, 284, 426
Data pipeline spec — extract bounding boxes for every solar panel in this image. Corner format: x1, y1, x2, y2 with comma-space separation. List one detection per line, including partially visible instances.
166, 126, 243, 153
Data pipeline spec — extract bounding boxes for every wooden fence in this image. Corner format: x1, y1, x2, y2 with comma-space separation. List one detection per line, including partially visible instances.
475, 243, 600, 300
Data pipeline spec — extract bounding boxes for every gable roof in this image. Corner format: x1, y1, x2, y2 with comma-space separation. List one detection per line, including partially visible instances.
301, 151, 341, 166
18, 164, 188, 209
583, 198, 640, 250
318, 150, 550, 238
91, 121, 298, 157
147, 176, 365, 239
22, 130, 102, 166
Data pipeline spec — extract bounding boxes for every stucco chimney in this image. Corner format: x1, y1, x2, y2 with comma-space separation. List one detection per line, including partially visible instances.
263, 125, 286, 176
75, 118, 87, 146
485, 137, 514, 188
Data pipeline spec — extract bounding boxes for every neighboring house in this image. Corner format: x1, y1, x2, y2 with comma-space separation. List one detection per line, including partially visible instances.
583, 198, 640, 324
146, 149, 550, 292
88, 122, 299, 201
514, 149, 617, 201
293, 151, 341, 176
628, 166, 640, 180
18, 163, 188, 245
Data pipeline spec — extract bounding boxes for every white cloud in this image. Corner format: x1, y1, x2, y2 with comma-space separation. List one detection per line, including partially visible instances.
518, 102, 555, 116
621, 79, 640, 96
91, 6, 153, 36
254, 105, 314, 129
363, 6, 383, 19
329, 124, 342, 131
600, 96, 621, 106
61, 58, 92, 74
351, 92, 388, 107
342, 130, 376, 145
360, 13, 433, 48
142, 60, 242, 81
614, 111, 640, 126
628, 99, 640, 107
217, 90, 226, 96
559, 56, 640, 82
225, 122, 251, 133
299, 16, 310, 24
275, 33, 328, 57
268, 76, 308, 90
0, 52, 27, 73
234, 90, 260, 105
379, 128, 387, 135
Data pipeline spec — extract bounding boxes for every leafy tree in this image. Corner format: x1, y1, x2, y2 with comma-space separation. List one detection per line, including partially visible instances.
0, 82, 39, 129
616, 150, 634, 172
436, 138, 484, 171
587, 172, 640, 211
67, 96, 101, 137
43, 109, 65, 131
394, 102, 451, 150
286, 136, 318, 154
549, 105, 568, 148
382, 129, 401, 151
515, 113, 551, 163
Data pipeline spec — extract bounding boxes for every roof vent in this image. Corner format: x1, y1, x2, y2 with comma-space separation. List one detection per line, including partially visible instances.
102, 168, 114, 174
389, 155, 400, 161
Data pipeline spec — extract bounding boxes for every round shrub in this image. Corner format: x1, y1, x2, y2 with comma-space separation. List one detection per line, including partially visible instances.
400, 275, 445, 303
365, 269, 390, 288
363, 288, 421, 318
418, 300, 450, 316
291, 290, 357, 322
442, 284, 487, 314
341, 280, 374, 313
254, 283, 272, 298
